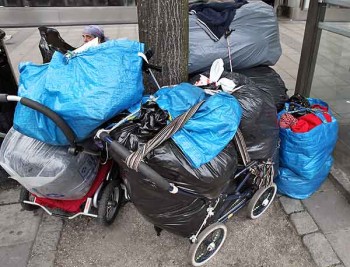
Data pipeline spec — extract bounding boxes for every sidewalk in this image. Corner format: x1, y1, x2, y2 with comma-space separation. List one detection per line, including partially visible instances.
0, 21, 349, 267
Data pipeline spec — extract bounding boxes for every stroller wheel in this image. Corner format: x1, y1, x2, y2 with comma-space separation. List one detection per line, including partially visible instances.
189, 223, 227, 267
98, 180, 122, 226
247, 183, 277, 220
19, 187, 39, 211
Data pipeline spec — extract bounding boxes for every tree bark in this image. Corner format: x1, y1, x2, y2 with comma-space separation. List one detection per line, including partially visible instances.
137, 0, 189, 94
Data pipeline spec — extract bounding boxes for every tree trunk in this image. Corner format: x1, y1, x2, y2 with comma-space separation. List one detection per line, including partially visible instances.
137, 0, 188, 94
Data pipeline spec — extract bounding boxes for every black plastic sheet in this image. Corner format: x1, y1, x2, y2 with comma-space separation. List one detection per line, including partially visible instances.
235, 66, 289, 112
0, 30, 17, 135
38, 27, 76, 63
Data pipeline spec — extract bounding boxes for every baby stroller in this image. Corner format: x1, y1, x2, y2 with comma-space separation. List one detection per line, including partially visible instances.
94, 96, 278, 266
0, 94, 124, 225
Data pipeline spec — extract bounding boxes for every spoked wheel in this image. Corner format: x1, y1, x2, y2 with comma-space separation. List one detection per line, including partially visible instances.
189, 223, 227, 266
247, 183, 277, 219
98, 180, 122, 226
19, 187, 39, 211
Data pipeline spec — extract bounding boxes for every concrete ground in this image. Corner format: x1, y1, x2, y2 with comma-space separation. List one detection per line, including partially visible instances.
0, 20, 350, 267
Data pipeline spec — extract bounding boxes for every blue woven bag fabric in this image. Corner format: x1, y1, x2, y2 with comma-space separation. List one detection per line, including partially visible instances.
14, 40, 145, 145
276, 98, 338, 199
155, 83, 242, 168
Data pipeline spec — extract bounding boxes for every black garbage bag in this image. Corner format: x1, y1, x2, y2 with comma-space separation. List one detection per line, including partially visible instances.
190, 71, 279, 161
235, 66, 289, 112
0, 30, 17, 136
110, 101, 238, 237
38, 26, 76, 63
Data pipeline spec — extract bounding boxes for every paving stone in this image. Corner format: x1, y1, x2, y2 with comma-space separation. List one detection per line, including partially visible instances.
303, 232, 340, 267
326, 228, 350, 267
0, 187, 20, 205
290, 212, 318, 236
279, 196, 304, 215
0, 204, 42, 247
302, 189, 350, 234
0, 241, 33, 267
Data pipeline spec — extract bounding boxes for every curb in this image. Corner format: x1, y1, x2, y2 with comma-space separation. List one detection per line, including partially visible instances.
329, 165, 350, 204
27, 214, 64, 267
278, 196, 343, 267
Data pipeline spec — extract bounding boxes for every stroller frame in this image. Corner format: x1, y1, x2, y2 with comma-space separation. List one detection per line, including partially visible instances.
96, 103, 277, 266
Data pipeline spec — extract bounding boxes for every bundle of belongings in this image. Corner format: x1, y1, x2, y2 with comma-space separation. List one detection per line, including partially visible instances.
190, 59, 281, 162
275, 94, 338, 199
110, 83, 242, 237
0, 39, 145, 200
188, 0, 282, 74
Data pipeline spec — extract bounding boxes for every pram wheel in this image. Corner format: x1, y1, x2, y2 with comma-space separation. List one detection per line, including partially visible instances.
247, 183, 277, 219
189, 223, 227, 267
19, 187, 39, 211
98, 180, 122, 226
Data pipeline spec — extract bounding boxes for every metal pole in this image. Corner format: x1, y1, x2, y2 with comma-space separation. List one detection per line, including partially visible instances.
295, 0, 326, 97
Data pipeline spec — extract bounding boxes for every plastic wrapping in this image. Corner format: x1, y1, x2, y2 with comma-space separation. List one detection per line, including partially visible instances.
236, 66, 289, 112
0, 128, 99, 200
276, 98, 338, 199
110, 101, 238, 237
14, 39, 144, 145
190, 71, 279, 160
189, 1, 282, 74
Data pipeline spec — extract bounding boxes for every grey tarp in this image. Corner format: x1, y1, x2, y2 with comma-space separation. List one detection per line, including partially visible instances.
189, 1, 282, 74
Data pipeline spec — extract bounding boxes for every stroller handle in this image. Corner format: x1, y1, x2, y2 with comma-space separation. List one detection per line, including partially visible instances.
0, 94, 76, 147
99, 131, 177, 194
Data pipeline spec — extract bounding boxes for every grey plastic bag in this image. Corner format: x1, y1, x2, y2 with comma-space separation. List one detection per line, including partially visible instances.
189, 1, 282, 74
0, 128, 99, 200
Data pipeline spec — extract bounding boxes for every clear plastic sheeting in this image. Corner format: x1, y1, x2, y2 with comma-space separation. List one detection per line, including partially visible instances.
0, 128, 99, 200
189, 1, 282, 74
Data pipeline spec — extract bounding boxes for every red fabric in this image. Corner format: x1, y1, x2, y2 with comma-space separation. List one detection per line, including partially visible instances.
291, 112, 332, 133
34, 161, 112, 213
279, 113, 298, 129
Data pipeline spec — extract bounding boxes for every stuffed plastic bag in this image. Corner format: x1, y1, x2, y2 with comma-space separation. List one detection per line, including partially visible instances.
0, 128, 99, 200
276, 98, 338, 199
110, 101, 238, 237
14, 39, 145, 145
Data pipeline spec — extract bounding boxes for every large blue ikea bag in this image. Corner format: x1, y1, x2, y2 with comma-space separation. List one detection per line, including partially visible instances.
276, 98, 338, 199
155, 83, 242, 168
14, 40, 144, 145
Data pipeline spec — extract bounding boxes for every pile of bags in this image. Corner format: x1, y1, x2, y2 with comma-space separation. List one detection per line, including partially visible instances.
0, 39, 146, 200
110, 83, 242, 236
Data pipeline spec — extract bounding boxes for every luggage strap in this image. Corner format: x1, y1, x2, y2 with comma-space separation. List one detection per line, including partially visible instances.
125, 100, 205, 171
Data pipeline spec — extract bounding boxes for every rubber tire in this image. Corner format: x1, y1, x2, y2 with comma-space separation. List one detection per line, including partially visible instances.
19, 187, 39, 211
189, 223, 228, 267
98, 180, 122, 226
247, 183, 277, 220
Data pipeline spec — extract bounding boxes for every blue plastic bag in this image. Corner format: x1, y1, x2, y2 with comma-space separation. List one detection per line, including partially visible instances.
155, 83, 242, 168
14, 40, 144, 145
276, 98, 338, 199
